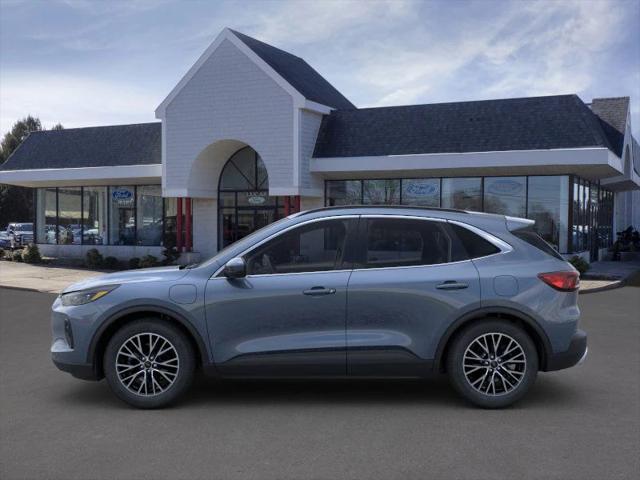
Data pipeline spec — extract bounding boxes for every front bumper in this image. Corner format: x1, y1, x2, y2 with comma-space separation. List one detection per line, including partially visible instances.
52, 358, 100, 380
545, 329, 587, 371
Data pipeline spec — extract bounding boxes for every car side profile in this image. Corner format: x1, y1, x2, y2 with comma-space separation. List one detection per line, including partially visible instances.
51, 206, 587, 409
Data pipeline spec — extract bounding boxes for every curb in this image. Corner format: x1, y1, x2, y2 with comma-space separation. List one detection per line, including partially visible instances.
0, 285, 59, 294
579, 280, 624, 294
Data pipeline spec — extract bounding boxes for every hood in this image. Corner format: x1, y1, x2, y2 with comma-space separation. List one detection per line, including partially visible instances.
62, 265, 189, 294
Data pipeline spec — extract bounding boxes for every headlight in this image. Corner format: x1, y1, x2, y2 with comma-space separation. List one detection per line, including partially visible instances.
60, 285, 119, 306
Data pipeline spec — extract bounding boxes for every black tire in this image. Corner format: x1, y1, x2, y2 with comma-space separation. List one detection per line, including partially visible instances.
446, 320, 538, 408
104, 319, 195, 409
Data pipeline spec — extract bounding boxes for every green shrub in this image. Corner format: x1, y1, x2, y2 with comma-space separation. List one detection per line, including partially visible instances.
569, 255, 589, 275
22, 244, 42, 264
139, 255, 158, 269
103, 256, 119, 270
85, 248, 104, 268
11, 250, 23, 262
128, 257, 140, 269
0, 248, 5, 260
161, 232, 181, 265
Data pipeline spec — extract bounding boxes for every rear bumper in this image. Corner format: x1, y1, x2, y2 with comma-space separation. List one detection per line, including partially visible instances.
545, 329, 587, 371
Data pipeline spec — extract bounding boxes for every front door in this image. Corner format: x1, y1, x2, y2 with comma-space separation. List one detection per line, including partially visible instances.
205, 217, 357, 377
346, 217, 481, 376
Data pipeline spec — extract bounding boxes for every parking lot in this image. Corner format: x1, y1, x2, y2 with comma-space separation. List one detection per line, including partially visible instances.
1, 286, 638, 480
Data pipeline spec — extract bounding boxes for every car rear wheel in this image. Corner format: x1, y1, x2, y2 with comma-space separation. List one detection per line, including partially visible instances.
104, 319, 195, 409
446, 320, 538, 408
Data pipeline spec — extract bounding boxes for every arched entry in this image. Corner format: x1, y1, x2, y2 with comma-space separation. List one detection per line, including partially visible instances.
218, 146, 284, 248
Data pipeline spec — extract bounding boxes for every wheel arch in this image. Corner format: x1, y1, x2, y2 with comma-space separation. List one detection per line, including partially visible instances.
88, 305, 212, 379
434, 307, 552, 372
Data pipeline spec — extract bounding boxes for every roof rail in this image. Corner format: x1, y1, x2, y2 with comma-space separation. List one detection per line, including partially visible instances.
298, 205, 469, 216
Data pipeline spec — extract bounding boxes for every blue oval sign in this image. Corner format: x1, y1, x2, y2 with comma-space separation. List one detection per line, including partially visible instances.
112, 189, 133, 200
488, 180, 523, 196
406, 182, 438, 196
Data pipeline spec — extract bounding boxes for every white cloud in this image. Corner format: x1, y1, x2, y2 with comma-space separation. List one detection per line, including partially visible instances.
0, 72, 158, 132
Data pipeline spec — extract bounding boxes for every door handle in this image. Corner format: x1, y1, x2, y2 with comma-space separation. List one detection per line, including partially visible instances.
436, 281, 469, 290
303, 286, 337, 296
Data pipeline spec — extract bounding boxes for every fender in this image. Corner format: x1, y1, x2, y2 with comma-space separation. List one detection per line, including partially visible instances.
86, 304, 212, 370
433, 306, 553, 371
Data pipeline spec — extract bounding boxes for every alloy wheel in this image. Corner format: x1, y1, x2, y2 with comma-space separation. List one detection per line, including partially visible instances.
115, 333, 180, 396
462, 332, 526, 396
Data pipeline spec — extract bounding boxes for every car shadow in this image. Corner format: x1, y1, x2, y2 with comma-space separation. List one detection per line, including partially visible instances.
57, 373, 582, 411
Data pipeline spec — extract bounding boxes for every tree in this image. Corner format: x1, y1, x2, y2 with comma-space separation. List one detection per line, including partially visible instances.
0, 116, 62, 228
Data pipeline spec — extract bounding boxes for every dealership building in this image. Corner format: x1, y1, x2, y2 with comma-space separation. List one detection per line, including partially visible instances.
1, 28, 638, 262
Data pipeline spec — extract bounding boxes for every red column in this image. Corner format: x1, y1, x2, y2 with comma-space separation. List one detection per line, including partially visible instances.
176, 197, 183, 252
185, 197, 192, 252
294, 195, 301, 213
284, 196, 291, 216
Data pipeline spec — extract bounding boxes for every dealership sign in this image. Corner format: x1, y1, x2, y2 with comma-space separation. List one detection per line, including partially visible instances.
405, 182, 439, 197
487, 179, 523, 196
112, 188, 134, 206
246, 192, 267, 205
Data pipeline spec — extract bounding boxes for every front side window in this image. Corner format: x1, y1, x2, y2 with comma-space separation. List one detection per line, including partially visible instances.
361, 218, 452, 268
245, 219, 350, 275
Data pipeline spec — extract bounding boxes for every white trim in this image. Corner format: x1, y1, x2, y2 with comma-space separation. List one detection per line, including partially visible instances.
302, 100, 333, 114
268, 187, 324, 197
0, 164, 161, 188
310, 147, 622, 176
156, 28, 314, 118
293, 107, 300, 187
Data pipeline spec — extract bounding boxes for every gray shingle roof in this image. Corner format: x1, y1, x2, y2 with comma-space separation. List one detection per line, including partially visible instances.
313, 95, 616, 158
590, 97, 629, 157
230, 29, 355, 110
0, 122, 161, 171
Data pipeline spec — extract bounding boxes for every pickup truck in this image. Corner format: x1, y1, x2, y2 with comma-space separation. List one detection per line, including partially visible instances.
4, 223, 34, 249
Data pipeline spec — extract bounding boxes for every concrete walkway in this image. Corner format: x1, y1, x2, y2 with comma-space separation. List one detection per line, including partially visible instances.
0, 262, 104, 294
2, 259, 639, 295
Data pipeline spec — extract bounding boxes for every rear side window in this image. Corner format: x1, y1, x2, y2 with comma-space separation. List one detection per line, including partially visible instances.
512, 228, 564, 260
361, 218, 452, 268
448, 224, 500, 259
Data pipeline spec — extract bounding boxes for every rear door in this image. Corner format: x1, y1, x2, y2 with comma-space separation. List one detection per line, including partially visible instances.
346, 216, 482, 376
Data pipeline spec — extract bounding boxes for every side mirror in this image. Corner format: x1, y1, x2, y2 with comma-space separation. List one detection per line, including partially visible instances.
223, 257, 247, 279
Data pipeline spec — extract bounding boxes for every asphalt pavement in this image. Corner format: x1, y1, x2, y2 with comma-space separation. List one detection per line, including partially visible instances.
0, 286, 638, 480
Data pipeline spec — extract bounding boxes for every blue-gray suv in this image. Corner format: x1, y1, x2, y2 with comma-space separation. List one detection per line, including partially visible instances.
51, 206, 587, 408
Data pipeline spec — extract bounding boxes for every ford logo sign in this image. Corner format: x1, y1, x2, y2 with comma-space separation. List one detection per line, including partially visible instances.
405, 183, 438, 196
488, 180, 523, 196
247, 195, 266, 205
112, 189, 133, 200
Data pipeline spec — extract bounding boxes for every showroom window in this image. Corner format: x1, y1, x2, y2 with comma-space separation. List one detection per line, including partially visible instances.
402, 179, 440, 207
527, 176, 569, 253
35, 188, 57, 244
57, 187, 82, 245
483, 177, 526, 217
441, 178, 482, 210
35, 185, 171, 247
82, 187, 107, 246
136, 186, 163, 246
363, 179, 401, 205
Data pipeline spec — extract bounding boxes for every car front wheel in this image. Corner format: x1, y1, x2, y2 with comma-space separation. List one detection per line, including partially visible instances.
446, 320, 538, 408
104, 319, 195, 409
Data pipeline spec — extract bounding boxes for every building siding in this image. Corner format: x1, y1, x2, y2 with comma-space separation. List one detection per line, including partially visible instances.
299, 109, 324, 192
163, 39, 294, 196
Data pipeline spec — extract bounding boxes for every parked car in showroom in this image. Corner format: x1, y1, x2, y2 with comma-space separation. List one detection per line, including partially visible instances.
5, 222, 34, 249
51, 206, 586, 409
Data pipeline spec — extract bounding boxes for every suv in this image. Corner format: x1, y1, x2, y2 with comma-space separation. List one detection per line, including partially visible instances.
51, 207, 586, 409
6, 223, 34, 249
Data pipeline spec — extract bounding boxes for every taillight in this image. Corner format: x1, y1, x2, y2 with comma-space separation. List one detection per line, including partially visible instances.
538, 271, 580, 291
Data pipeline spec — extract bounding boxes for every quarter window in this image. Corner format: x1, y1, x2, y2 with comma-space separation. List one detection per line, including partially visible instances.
245, 219, 350, 275
448, 224, 500, 259
362, 218, 452, 268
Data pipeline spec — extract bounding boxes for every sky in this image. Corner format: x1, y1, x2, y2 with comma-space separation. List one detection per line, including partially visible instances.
1, 0, 639, 138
